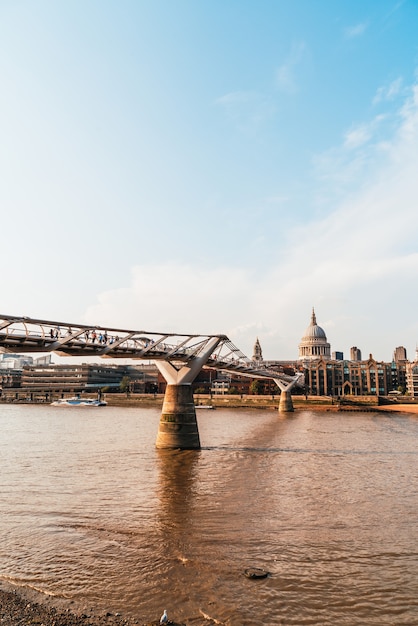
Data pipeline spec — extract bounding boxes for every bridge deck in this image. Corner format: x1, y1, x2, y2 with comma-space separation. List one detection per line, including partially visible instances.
0, 314, 299, 384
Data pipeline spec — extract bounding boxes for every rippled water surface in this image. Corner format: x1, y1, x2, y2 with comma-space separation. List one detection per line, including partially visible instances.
1, 404, 418, 625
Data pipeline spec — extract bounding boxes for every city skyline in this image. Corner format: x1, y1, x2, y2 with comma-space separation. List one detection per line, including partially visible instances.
2, 1, 418, 361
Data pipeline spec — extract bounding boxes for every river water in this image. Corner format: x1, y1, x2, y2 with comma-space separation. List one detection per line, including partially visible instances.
1, 404, 418, 625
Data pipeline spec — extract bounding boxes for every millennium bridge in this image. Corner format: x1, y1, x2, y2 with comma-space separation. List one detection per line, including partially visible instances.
0, 313, 303, 449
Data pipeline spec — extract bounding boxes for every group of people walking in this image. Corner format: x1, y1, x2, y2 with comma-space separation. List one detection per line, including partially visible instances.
49, 326, 119, 346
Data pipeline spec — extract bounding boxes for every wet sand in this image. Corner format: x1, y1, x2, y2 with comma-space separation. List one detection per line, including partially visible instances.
376, 403, 418, 413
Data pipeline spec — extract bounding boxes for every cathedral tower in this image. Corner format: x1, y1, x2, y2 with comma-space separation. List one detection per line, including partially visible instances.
253, 337, 263, 362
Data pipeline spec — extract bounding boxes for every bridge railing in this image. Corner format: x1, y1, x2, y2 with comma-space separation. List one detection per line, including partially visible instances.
0, 314, 300, 384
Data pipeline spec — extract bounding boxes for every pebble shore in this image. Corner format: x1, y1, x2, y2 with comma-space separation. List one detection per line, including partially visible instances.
0, 588, 184, 626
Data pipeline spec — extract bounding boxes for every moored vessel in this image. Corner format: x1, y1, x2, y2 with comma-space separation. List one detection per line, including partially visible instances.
51, 396, 107, 407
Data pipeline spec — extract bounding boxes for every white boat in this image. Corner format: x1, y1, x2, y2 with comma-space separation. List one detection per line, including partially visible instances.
195, 405, 215, 410
51, 396, 107, 407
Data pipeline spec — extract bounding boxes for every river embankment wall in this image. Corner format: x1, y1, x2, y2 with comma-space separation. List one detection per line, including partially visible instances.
103, 393, 321, 410
101, 394, 418, 413
103, 393, 380, 411
2, 391, 418, 413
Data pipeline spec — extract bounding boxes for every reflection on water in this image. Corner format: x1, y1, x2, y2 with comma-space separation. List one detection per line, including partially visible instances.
156, 449, 200, 546
1, 404, 418, 624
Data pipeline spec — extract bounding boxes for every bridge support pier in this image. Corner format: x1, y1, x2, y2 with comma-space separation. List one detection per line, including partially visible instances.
155, 337, 223, 449
274, 375, 302, 413
279, 388, 294, 412
155, 384, 200, 449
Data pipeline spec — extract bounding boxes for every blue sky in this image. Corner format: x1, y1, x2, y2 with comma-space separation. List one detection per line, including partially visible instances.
1, 0, 418, 361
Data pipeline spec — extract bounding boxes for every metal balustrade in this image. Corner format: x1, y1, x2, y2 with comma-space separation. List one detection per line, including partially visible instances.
0, 313, 299, 384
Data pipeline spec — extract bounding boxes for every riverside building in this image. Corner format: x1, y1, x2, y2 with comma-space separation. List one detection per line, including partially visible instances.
303, 355, 407, 397
0, 363, 159, 401
297, 309, 409, 397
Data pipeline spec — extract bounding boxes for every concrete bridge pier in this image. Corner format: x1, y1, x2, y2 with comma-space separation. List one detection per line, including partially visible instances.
155, 337, 223, 449
274, 375, 302, 413
156, 383, 200, 449
279, 388, 294, 412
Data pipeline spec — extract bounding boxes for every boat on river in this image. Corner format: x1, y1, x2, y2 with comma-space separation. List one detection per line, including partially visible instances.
51, 396, 107, 407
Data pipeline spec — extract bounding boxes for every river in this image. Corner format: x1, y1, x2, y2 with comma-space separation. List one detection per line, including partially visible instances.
0, 404, 418, 625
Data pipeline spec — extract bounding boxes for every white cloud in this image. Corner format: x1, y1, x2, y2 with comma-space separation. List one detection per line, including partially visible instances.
373, 77, 403, 105
83, 264, 257, 336
276, 41, 308, 94
343, 124, 373, 149
215, 91, 253, 106
84, 79, 418, 362
215, 90, 275, 134
312, 114, 390, 204
342, 114, 387, 150
344, 22, 367, 39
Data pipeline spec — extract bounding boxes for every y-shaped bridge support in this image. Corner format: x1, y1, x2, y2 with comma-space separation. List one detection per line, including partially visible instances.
274, 375, 302, 413
155, 337, 223, 449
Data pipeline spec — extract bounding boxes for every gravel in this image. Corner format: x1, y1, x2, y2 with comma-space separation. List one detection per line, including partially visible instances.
0, 588, 184, 626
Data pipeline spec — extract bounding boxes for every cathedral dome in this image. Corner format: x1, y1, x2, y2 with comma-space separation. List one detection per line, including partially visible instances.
302, 313, 327, 339
298, 309, 331, 360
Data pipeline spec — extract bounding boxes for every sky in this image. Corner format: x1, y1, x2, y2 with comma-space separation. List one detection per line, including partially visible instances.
1, 0, 418, 362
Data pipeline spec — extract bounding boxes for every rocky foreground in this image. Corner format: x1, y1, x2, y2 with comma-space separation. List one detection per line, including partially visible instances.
0, 588, 184, 626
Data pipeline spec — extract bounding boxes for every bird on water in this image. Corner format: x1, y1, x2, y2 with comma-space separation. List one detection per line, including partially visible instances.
160, 609, 168, 624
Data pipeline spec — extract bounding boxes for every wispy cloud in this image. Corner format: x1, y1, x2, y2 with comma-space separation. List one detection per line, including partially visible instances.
84, 79, 418, 361
373, 77, 403, 104
343, 124, 373, 150
343, 114, 387, 150
384, 0, 406, 21
311, 114, 389, 204
215, 90, 275, 134
344, 22, 368, 39
276, 41, 308, 94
